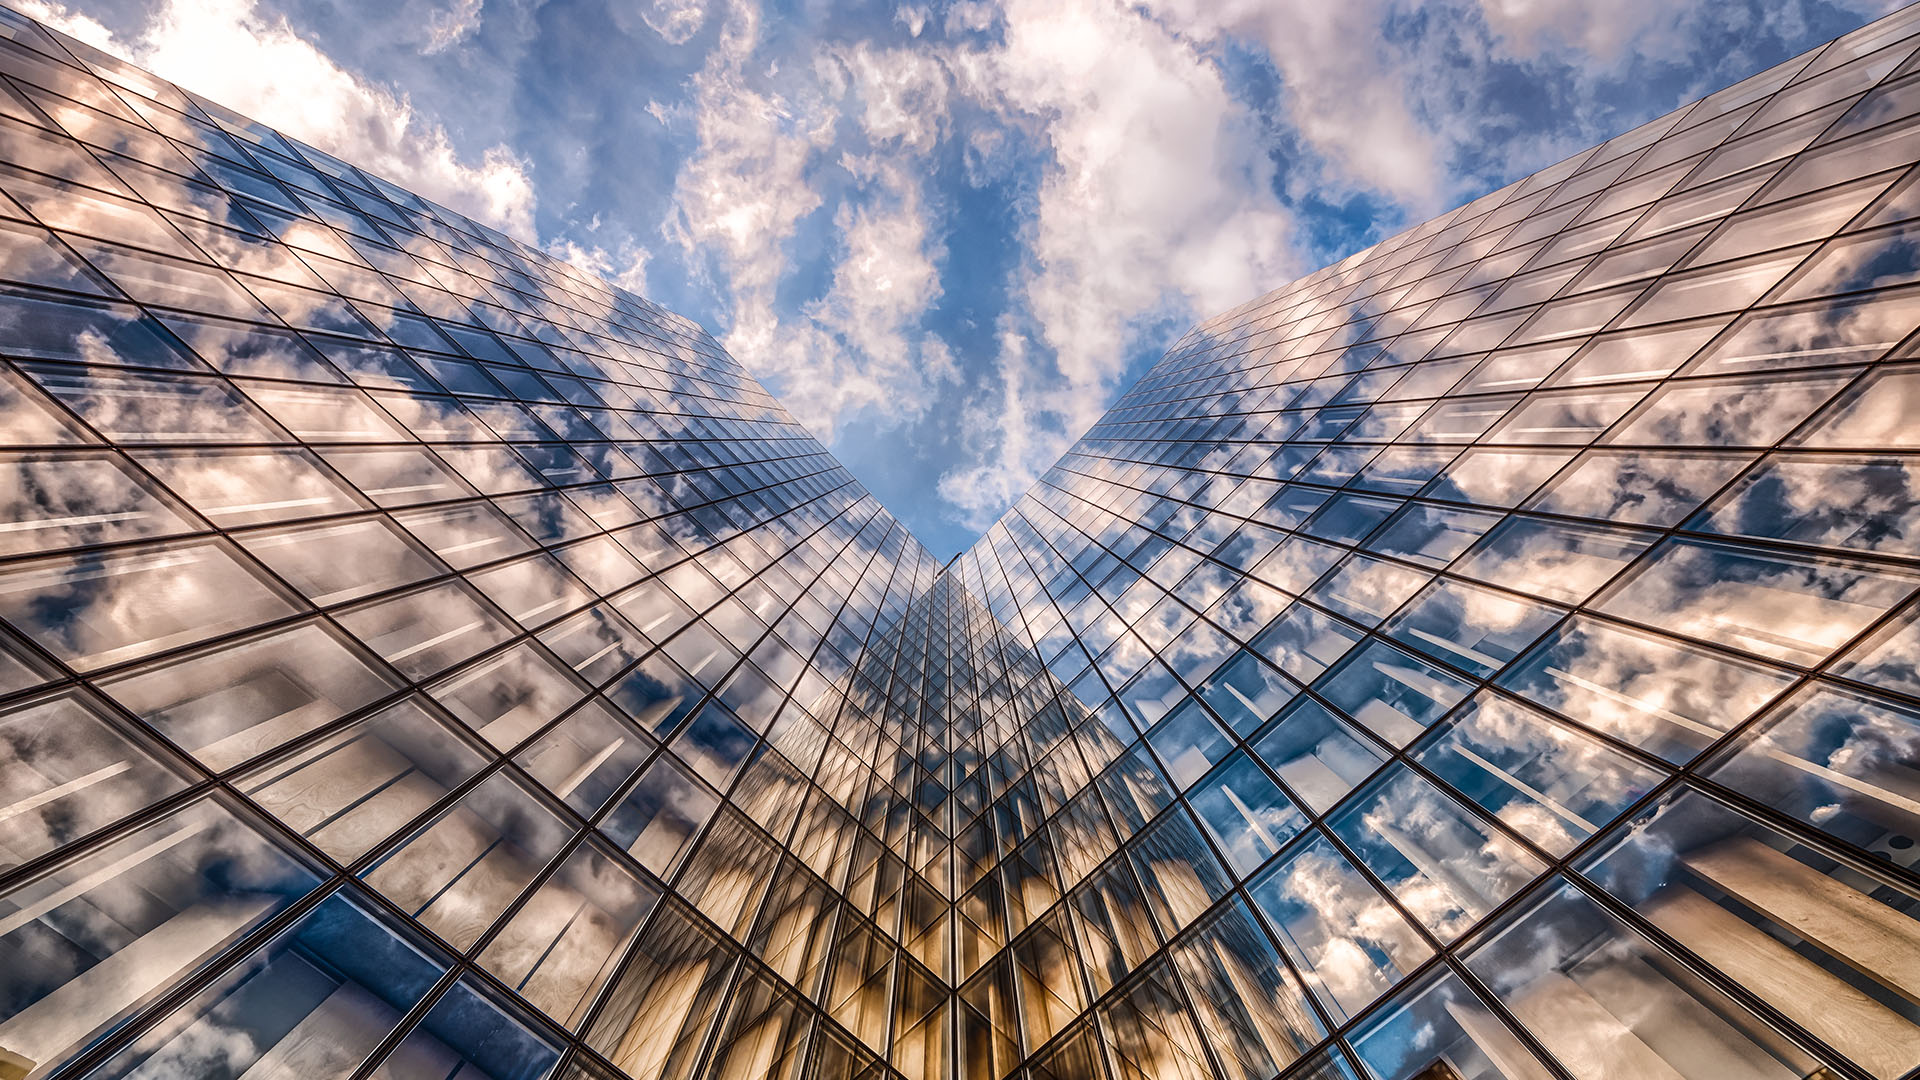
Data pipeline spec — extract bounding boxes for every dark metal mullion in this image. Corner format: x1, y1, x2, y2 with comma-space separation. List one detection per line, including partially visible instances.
1042, 434, 1920, 1076
986, 44, 1907, 1062
1046, 435, 1920, 620
563, 868, 903, 1080
1046, 400, 1920, 704
1062, 111, 1920, 1080
1039, 504, 1899, 1063
0, 382, 869, 717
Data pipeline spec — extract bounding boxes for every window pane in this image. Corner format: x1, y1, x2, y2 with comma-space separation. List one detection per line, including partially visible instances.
514, 699, 653, 816
469, 553, 593, 628
1250, 832, 1432, 1021
0, 538, 298, 670
24, 364, 286, 443
134, 447, 366, 526
1250, 602, 1364, 684
599, 756, 717, 877
81, 890, 449, 1080
1688, 453, 1920, 556
100, 619, 396, 770
1318, 639, 1473, 748
1692, 292, 1918, 376
1144, 696, 1231, 789
1465, 878, 1827, 1080
1351, 968, 1556, 1080
1168, 898, 1324, 1080
1597, 538, 1919, 666
1708, 682, 1920, 857
362, 770, 572, 950
0, 219, 111, 294
70, 238, 268, 317
538, 605, 650, 687
392, 500, 535, 569
239, 516, 442, 607
0, 797, 319, 1077
1382, 577, 1562, 678
0, 364, 93, 445
1454, 517, 1654, 604
1485, 387, 1646, 444
367, 977, 561, 1080
1523, 448, 1750, 527
240, 697, 486, 863
0, 292, 194, 370
1329, 765, 1545, 940
670, 700, 756, 789
1833, 597, 1920, 697
1127, 809, 1229, 935
605, 652, 703, 735
428, 641, 588, 751
1305, 555, 1431, 627
337, 582, 517, 680
0, 450, 197, 556
583, 902, 736, 1079
1196, 649, 1298, 736
1580, 785, 1920, 1078
1253, 697, 1388, 814
1606, 370, 1853, 447
1367, 503, 1503, 566
1415, 692, 1662, 856
319, 447, 471, 507
1499, 615, 1792, 763
1423, 449, 1573, 506
0, 690, 189, 869
1188, 750, 1306, 875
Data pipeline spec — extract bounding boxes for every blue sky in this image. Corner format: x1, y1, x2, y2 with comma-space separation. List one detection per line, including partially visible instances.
23, 0, 1897, 557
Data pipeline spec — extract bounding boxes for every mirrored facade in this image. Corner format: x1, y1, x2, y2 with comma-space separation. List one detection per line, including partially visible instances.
3, 3, 1920, 1080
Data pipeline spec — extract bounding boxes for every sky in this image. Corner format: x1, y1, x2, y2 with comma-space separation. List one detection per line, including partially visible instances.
17, 0, 1901, 558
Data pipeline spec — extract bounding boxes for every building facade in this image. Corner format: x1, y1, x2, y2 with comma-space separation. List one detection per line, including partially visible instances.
1, 4, 1920, 1080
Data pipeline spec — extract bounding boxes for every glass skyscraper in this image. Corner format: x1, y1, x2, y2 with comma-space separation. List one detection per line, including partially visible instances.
2, 2, 1920, 1079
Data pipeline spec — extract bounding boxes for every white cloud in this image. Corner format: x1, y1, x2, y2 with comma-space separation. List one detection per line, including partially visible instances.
895, 4, 929, 38
665, 2, 959, 441
421, 0, 484, 55
840, 40, 950, 151
938, 320, 1036, 526
936, 0, 1296, 530
1147, 0, 1444, 208
1471, 0, 1846, 67
665, 0, 829, 391
641, 0, 710, 46
944, 0, 997, 35
725, 153, 958, 440
1477, 0, 1676, 58
1142, 0, 1860, 218
549, 236, 652, 293
19, 0, 536, 238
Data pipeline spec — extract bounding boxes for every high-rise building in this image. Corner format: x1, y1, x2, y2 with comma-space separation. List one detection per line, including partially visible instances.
2, 2, 1920, 1079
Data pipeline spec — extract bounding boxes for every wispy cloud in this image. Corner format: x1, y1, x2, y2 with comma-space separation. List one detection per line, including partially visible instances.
937, 0, 1298, 530
421, 0, 484, 55
662, 0, 961, 442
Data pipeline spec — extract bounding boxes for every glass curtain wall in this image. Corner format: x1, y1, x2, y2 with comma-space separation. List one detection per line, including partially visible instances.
951, 7, 1920, 1079
5, 3, 1920, 1080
